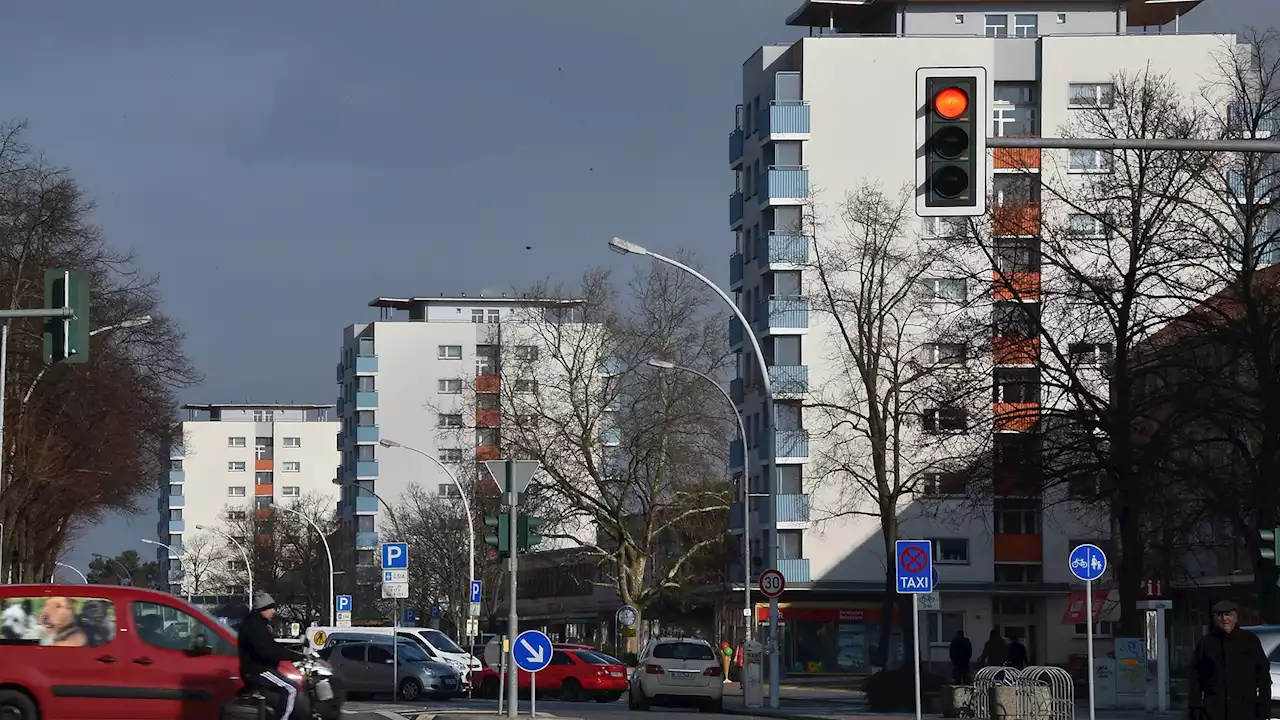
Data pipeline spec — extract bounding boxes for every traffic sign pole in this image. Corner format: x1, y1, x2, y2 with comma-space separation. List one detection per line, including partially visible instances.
912, 592, 922, 720
1086, 581, 1094, 720
505, 460, 520, 719
1069, 543, 1107, 720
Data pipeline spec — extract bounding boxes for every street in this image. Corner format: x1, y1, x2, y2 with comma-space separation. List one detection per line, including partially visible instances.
335, 693, 866, 720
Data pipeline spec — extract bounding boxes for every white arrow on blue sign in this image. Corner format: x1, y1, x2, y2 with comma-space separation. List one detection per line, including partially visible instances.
470, 580, 482, 605
513, 629, 553, 672
381, 542, 408, 570
1069, 543, 1107, 582
895, 539, 935, 594
335, 595, 352, 613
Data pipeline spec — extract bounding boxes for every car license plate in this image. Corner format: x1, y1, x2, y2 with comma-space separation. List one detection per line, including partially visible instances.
610, 671, 623, 677
445, 679, 457, 687
315, 679, 335, 702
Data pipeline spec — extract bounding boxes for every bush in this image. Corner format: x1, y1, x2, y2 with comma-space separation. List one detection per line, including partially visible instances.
864, 668, 949, 712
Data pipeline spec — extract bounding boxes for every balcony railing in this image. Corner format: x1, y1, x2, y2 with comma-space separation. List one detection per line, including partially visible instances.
994, 533, 1044, 562
355, 354, 379, 373
356, 531, 378, 549
758, 101, 811, 137
775, 493, 811, 523
356, 425, 380, 443
994, 402, 1041, 432
169, 469, 185, 484
169, 520, 186, 533
1228, 102, 1279, 135
730, 191, 745, 227
760, 429, 810, 459
476, 409, 500, 428
476, 375, 500, 393
775, 558, 812, 583
730, 127, 745, 166
992, 271, 1041, 301
354, 496, 380, 514
768, 365, 809, 395
730, 252, 744, 287
728, 318, 744, 347
355, 391, 379, 408
477, 445, 501, 461
169, 495, 185, 507
729, 378, 744, 405
355, 460, 379, 477
757, 295, 810, 331
993, 204, 1041, 237
993, 336, 1040, 365
761, 233, 810, 265
729, 439, 745, 469
993, 146, 1041, 169
758, 166, 810, 204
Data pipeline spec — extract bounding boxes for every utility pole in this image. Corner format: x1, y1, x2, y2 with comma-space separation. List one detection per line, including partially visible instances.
505, 459, 519, 720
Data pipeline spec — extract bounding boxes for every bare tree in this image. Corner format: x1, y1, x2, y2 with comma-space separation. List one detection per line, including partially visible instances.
392, 485, 473, 634
177, 533, 224, 596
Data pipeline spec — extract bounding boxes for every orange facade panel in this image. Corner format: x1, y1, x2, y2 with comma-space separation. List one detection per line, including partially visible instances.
476, 445, 501, 461
992, 272, 1041, 301
255, 458, 273, 471
994, 402, 1041, 432
254, 483, 273, 496
993, 147, 1041, 169
476, 409, 500, 428
993, 204, 1041, 237
476, 375, 500, 393
994, 533, 1044, 563
993, 336, 1039, 365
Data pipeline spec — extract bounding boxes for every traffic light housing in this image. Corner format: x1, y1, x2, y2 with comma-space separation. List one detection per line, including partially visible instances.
483, 515, 509, 554
916, 67, 987, 217
1261, 527, 1279, 563
518, 516, 545, 552
43, 269, 90, 364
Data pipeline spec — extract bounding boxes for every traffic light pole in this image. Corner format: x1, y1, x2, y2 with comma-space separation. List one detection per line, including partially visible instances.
505, 459, 519, 720
987, 136, 1280, 152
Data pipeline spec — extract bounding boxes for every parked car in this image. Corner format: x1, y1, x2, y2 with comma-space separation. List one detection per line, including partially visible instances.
305, 626, 477, 681
473, 645, 628, 702
627, 637, 724, 712
1241, 626, 1280, 703
320, 639, 460, 701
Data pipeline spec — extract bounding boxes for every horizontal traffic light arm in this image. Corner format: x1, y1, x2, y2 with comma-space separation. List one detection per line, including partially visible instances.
0, 308, 75, 320
987, 136, 1280, 152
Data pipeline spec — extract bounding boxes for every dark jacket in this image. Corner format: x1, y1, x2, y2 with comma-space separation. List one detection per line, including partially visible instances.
1189, 627, 1270, 720
1007, 639, 1028, 669
950, 635, 973, 669
238, 611, 299, 678
980, 632, 1007, 666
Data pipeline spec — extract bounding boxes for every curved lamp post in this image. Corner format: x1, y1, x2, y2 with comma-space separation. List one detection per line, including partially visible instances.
610, 236, 781, 706
647, 358, 754, 641
271, 503, 336, 626
21, 315, 153, 406
141, 538, 187, 600
195, 525, 253, 603
51, 561, 88, 583
92, 553, 135, 587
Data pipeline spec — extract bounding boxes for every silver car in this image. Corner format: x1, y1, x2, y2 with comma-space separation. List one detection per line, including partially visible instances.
320, 640, 460, 701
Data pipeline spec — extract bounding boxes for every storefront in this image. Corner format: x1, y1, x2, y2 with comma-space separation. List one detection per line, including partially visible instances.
756, 603, 905, 675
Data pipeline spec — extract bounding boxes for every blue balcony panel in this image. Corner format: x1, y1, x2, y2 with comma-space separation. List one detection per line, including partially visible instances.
759, 102, 811, 137
730, 128, 745, 166
729, 253, 744, 287
761, 429, 810, 459
730, 192, 745, 227
355, 391, 379, 408
758, 167, 809, 205
729, 378, 744, 405
729, 439, 745, 470
356, 531, 378, 549
775, 558, 812, 583
354, 495, 380, 514
762, 233, 811, 266
169, 495, 185, 508
355, 355, 379, 373
769, 365, 809, 395
356, 425, 380, 443
169, 470, 185, 484
728, 318, 744, 347
775, 493, 811, 523
758, 295, 811, 331
336, 362, 345, 382
355, 460, 379, 477
168, 520, 186, 533
1229, 102, 1279, 134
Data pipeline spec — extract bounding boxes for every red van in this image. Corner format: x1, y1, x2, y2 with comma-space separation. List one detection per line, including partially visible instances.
0, 584, 260, 719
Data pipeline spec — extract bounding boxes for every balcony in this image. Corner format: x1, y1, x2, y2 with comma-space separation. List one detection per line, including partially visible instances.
336, 362, 344, 382
775, 493, 811, 523
768, 365, 808, 396
728, 318, 744, 347
992, 271, 1041, 301
993, 146, 1041, 170
762, 429, 810, 460
1228, 102, 1279, 135
761, 233, 810, 266
356, 425, 380, 443
730, 378, 744, 405
354, 496, 380, 514
730, 127, 745, 167
729, 439, 745, 470
477, 445, 501, 461
758, 167, 809, 205
355, 461, 379, 477
757, 295, 810, 332
993, 204, 1041, 237
169, 470, 185, 484
255, 458, 273, 472
730, 191, 745, 228
476, 409, 500, 428
356, 531, 378, 549
168, 495, 185, 507
355, 355, 379, 373
168, 520, 186, 533
758, 101, 811, 140
254, 483, 273, 496
476, 375, 500, 393
730, 502, 745, 533
994, 533, 1044, 562
994, 402, 1041, 432
993, 336, 1040, 365
729, 252, 744, 288
355, 391, 379, 408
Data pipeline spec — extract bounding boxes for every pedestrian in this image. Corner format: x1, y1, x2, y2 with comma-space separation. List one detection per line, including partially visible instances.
949, 630, 973, 684
1189, 599, 1270, 720
978, 628, 1007, 667
1007, 634, 1028, 670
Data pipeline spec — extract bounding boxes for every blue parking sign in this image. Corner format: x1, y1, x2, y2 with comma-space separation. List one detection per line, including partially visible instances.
381, 542, 408, 569
335, 595, 352, 613
470, 580, 482, 604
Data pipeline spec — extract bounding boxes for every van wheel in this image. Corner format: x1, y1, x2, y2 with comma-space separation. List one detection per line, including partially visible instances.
398, 677, 423, 701
0, 689, 37, 720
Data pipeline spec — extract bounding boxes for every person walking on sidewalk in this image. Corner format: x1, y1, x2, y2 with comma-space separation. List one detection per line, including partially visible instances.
978, 628, 1007, 668
1189, 600, 1270, 720
949, 630, 973, 684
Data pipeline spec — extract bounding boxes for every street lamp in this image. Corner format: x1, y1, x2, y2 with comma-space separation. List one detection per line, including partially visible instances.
20, 315, 153, 406
646, 357, 753, 641
51, 562, 88, 583
195, 525, 253, 603
271, 503, 336, 626
611, 236, 782, 707
140, 538, 186, 599
92, 553, 135, 587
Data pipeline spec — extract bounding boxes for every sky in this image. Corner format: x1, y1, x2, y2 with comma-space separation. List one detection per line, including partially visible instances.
0, 0, 1270, 577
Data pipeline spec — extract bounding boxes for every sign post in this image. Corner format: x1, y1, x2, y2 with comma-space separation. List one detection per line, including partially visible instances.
514, 630, 552, 719
895, 540, 934, 720
485, 458, 540, 719
1071, 543, 1108, 720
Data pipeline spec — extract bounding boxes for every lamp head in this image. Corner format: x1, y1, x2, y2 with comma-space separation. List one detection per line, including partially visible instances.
121, 315, 153, 329
646, 358, 676, 370
378, 439, 400, 449
195, 525, 207, 530
608, 237, 648, 256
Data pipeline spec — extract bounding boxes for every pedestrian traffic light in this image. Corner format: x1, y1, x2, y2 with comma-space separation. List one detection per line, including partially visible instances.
518, 515, 545, 553
1261, 527, 1279, 563
916, 67, 986, 217
483, 515, 509, 554
43, 268, 90, 364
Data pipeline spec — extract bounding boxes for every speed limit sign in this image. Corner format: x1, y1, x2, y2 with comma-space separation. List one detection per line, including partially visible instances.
759, 568, 786, 598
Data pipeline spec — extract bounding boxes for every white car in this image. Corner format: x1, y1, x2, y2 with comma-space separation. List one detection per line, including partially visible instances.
1242, 625, 1280, 702
628, 637, 724, 712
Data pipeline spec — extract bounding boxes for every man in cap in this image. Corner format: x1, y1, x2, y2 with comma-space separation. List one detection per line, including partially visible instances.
1189, 599, 1270, 720
238, 592, 303, 720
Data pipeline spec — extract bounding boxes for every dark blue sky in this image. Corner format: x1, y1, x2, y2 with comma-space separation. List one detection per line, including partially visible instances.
0, 0, 1266, 576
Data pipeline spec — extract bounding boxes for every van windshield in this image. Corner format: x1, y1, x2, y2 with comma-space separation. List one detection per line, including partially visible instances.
419, 629, 465, 653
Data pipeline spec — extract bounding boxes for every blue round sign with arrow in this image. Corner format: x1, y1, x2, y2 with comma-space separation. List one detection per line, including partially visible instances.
513, 629, 552, 673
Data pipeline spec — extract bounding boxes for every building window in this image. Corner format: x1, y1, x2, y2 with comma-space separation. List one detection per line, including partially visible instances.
471, 309, 485, 323
995, 497, 1041, 534
1056, 12, 1067, 23
1067, 213, 1108, 238
438, 378, 463, 394
991, 83, 1038, 137
513, 378, 538, 393
439, 484, 461, 498
253, 410, 274, 422
922, 216, 967, 239
984, 14, 1008, 37
282, 437, 301, 448
921, 278, 967, 303
168, 484, 181, 495
514, 345, 540, 363
994, 238, 1040, 274
1013, 14, 1037, 37
994, 368, 1040, 403
255, 472, 272, 486
1068, 342, 1113, 366
920, 343, 967, 365
282, 486, 301, 498
487, 309, 500, 323
228, 486, 246, 497
254, 439, 271, 459
1074, 621, 1116, 637
170, 459, 183, 470
227, 509, 247, 520
927, 611, 966, 645
1068, 83, 1115, 109
923, 408, 967, 432
228, 437, 246, 448
282, 461, 301, 473
922, 472, 968, 495
438, 414, 464, 429
228, 462, 246, 473
1069, 149, 1113, 173
169, 509, 183, 520
994, 563, 1043, 583
931, 539, 970, 564
994, 302, 1040, 338
954, 13, 964, 23
439, 448, 464, 463
438, 345, 463, 360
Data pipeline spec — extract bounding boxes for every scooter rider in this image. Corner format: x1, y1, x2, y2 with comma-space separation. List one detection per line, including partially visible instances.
239, 591, 304, 720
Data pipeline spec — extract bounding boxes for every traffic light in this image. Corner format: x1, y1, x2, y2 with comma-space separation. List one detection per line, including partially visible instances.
43, 269, 90, 364
1261, 527, 1279, 563
518, 515, 545, 553
483, 515, 509, 554
916, 67, 986, 217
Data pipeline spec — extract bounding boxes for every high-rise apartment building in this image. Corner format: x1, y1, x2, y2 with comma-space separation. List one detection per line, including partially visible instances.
158, 403, 340, 594
726, 0, 1220, 672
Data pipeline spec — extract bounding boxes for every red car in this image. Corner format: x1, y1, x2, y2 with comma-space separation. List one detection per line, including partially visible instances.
0, 584, 313, 720
475, 645, 628, 702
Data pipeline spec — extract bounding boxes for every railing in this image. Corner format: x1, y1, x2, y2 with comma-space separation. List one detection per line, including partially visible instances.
761, 233, 810, 265
761, 429, 810, 459
355, 460, 379, 477
992, 204, 1041, 237
994, 402, 1041, 432
730, 191, 745, 226
354, 496, 380, 514
729, 378, 744, 405
729, 252, 744, 286
169, 520, 186, 533
993, 336, 1040, 365
729, 439, 745, 469
729, 127, 745, 165
775, 558, 812, 583
729, 318, 744, 346
168, 495, 185, 507
775, 493, 811, 523
169, 469, 185, 483
994, 533, 1044, 562
356, 425, 380, 443
1228, 102, 1279, 135
477, 445, 501, 461
758, 101, 811, 136
991, 271, 1041, 300
757, 295, 811, 330
476, 375, 500, 393
769, 365, 809, 395
355, 354, 379, 373
355, 531, 378, 548
355, 391, 379, 408
476, 409, 500, 427
758, 166, 810, 203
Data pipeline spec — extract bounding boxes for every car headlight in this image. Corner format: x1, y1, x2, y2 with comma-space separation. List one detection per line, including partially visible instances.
421, 668, 437, 677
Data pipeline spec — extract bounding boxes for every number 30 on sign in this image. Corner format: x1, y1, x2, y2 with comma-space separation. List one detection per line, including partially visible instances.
759, 568, 786, 598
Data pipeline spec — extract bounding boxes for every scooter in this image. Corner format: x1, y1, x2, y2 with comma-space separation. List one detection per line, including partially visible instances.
220, 648, 344, 720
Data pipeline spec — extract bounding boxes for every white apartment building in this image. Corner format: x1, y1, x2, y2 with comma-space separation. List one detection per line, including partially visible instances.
158, 403, 341, 594
726, 0, 1222, 673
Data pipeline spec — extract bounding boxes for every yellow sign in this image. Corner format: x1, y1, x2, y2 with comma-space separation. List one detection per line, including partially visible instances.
312, 630, 327, 646
622, 627, 637, 638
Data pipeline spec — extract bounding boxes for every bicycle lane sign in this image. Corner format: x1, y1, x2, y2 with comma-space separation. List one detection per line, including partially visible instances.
1069, 544, 1107, 582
